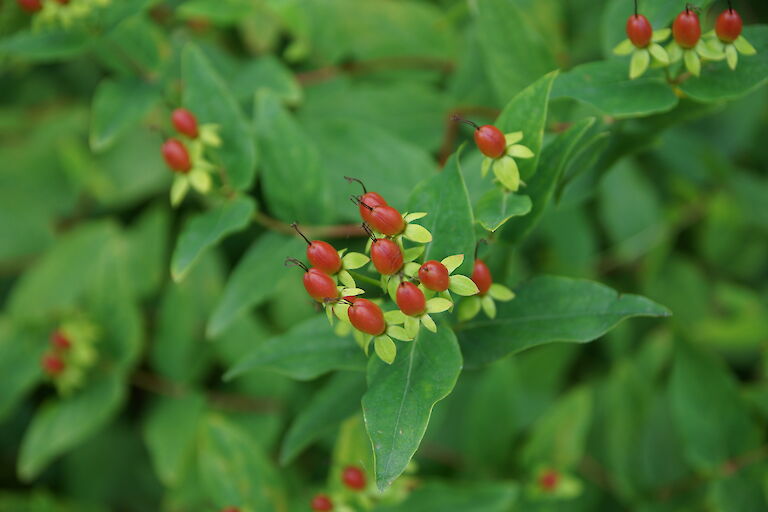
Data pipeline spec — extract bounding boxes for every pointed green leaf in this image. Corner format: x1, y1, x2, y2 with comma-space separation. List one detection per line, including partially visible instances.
476, 188, 532, 232
375, 481, 518, 512
89, 78, 159, 152
629, 48, 650, 79
374, 335, 397, 364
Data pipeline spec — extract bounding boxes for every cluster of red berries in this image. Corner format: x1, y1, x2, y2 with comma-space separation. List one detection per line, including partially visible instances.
41, 329, 71, 376
16, 0, 68, 13
310, 465, 367, 511
161, 108, 199, 174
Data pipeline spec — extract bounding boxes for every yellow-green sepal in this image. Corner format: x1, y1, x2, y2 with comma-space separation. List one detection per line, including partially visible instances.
613, 38, 634, 56
426, 298, 452, 314
492, 156, 520, 191
488, 283, 514, 301
420, 314, 437, 332
403, 223, 432, 243
629, 48, 650, 79
374, 335, 397, 364
481, 295, 497, 318
449, 275, 479, 296
457, 296, 481, 321
441, 254, 464, 273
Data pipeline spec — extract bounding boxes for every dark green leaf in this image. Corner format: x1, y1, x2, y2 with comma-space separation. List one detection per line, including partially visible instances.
475, 188, 532, 233
225, 316, 365, 381
231, 56, 302, 105
182, 44, 257, 191
89, 78, 159, 152
374, 481, 518, 512
362, 326, 462, 491
124, 204, 169, 299
170, 197, 255, 282
0, 29, 90, 61
0, 320, 45, 420
459, 276, 671, 367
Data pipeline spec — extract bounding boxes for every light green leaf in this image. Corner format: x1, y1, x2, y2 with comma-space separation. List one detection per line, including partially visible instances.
441, 254, 464, 273
684, 49, 701, 76
426, 298, 452, 314
342, 252, 370, 270
480, 295, 496, 318
649, 43, 669, 64
726, 43, 738, 70
225, 316, 365, 381
458, 296, 482, 321
449, 275, 480, 296
0, 29, 90, 61
613, 38, 634, 56
408, 147, 475, 275
363, 326, 462, 490
421, 314, 437, 332
387, 325, 413, 342
491, 157, 520, 191
734, 34, 757, 55
459, 276, 671, 367
207, 232, 303, 337
476, 188, 532, 232
170, 197, 255, 282
89, 78, 159, 152
629, 48, 650, 79
280, 372, 364, 465
374, 335, 397, 364
182, 44, 257, 190
403, 223, 432, 243
488, 283, 514, 301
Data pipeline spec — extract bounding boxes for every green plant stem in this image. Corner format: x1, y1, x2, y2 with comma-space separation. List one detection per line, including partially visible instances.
349, 271, 382, 288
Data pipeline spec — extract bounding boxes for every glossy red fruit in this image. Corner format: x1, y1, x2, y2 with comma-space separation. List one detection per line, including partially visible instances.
673, 9, 701, 49
418, 260, 451, 292
396, 282, 426, 316
41, 354, 65, 375
626, 14, 653, 48
471, 259, 492, 296
342, 465, 367, 490
17, 0, 42, 12
310, 494, 333, 511
359, 191, 387, 223
539, 469, 559, 492
370, 239, 403, 275
51, 330, 71, 350
474, 125, 506, 159
348, 299, 386, 336
366, 205, 405, 236
171, 108, 199, 138
716, 9, 742, 43
303, 269, 339, 302
291, 224, 342, 275
162, 138, 191, 173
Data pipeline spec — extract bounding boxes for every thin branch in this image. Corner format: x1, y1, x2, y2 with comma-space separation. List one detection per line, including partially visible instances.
437, 106, 501, 167
253, 211, 365, 239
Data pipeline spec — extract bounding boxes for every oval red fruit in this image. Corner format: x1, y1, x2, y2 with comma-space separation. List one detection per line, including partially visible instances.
370, 239, 403, 275
673, 9, 701, 49
348, 299, 386, 336
310, 494, 333, 511
51, 330, 71, 350
539, 469, 559, 492
171, 108, 199, 138
716, 9, 742, 43
368, 205, 405, 236
396, 282, 426, 316
471, 259, 492, 295
418, 260, 451, 292
359, 191, 387, 223
42, 354, 65, 375
626, 14, 653, 48
307, 241, 342, 275
341, 465, 367, 490
474, 125, 506, 159
162, 138, 192, 173
303, 269, 338, 302
17, 0, 42, 12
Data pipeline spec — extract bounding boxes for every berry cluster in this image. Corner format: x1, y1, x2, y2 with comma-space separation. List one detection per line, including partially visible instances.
614, 2, 756, 78
40, 321, 99, 395
310, 465, 368, 511
287, 178, 484, 364
160, 108, 221, 206
16, 0, 111, 28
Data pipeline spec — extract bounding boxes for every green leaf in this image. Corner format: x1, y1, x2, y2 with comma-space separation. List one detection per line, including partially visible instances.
170, 197, 255, 282
407, 147, 475, 275
373, 481, 518, 512
89, 78, 159, 152
709, 463, 768, 512
679, 26, 768, 103
123, 204, 169, 299
197, 414, 285, 510
207, 233, 304, 337
362, 326, 462, 491
225, 316, 365, 381
254, 90, 330, 224
502, 118, 595, 244
280, 372, 364, 465
176, 0, 257, 24
475, 0, 557, 102
459, 276, 671, 367
669, 341, 761, 471
182, 44, 257, 191
475, 188, 532, 232
552, 60, 679, 117
0, 29, 90, 61
495, 71, 558, 181
0, 320, 45, 420
143, 394, 206, 487
17, 373, 126, 481
231, 55, 302, 105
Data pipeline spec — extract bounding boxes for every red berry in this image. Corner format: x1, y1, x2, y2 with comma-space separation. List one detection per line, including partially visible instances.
626, 14, 653, 48
302, 269, 339, 302
17, 0, 42, 12
341, 465, 367, 490
365, 205, 405, 236
539, 469, 559, 492
310, 494, 333, 511
162, 138, 191, 173
716, 9, 742, 43
171, 108, 199, 138
50, 330, 71, 350
359, 191, 388, 224
474, 125, 506, 159
41, 354, 65, 376
291, 224, 342, 275
673, 9, 701, 49
418, 260, 451, 292
348, 299, 386, 336
396, 282, 426, 316
370, 239, 403, 275
471, 259, 492, 296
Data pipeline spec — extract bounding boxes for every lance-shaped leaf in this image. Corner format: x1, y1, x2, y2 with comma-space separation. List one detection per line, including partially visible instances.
90, 78, 160, 152
475, 188, 532, 232
362, 326, 462, 491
